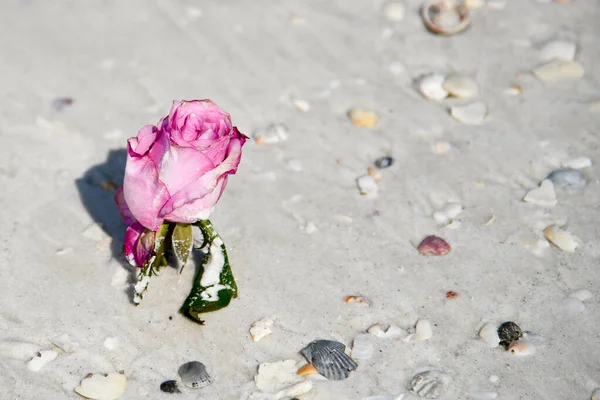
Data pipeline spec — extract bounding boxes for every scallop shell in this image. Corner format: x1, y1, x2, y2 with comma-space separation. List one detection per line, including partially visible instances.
478, 323, 500, 348
74, 372, 127, 400
178, 361, 213, 389
421, 0, 471, 36
300, 340, 358, 380
415, 319, 433, 341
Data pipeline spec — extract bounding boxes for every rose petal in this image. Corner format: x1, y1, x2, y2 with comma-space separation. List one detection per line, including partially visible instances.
124, 222, 144, 267
129, 125, 159, 156
167, 100, 232, 147
114, 186, 136, 226
157, 145, 215, 195
134, 228, 156, 266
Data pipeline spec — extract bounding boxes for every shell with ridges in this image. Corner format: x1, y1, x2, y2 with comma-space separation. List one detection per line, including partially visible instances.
300, 339, 358, 380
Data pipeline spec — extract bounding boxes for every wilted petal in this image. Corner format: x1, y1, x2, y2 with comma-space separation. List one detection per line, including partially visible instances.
114, 186, 135, 226
124, 222, 144, 267
134, 228, 157, 266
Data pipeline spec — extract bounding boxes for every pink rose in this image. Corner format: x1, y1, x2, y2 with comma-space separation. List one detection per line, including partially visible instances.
115, 100, 247, 265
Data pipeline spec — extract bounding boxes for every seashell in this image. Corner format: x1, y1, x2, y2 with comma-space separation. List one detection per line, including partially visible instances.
74, 372, 127, 400
292, 99, 311, 112
368, 323, 411, 341
297, 363, 318, 376
375, 156, 394, 169
450, 102, 487, 125
253, 123, 289, 144
507, 340, 536, 356
479, 323, 500, 348
421, 0, 471, 36
497, 321, 522, 349
383, 1, 406, 22
344, 295, 371, 306
433, 211, 449, 225
27, 350, 58, 372
569, 289, 593, 302
419, 73, 449, 101
300, 340, 358, 381
488, 375, 499, 383
547, 169, 586, 190
368, 167, 383, 182
408, 369, 451, 399
503, 85, 523, 96
442, 75, 478, 99
561, 156, 592, 170
178, 361, 213, 389
275, 381, 313, 399
103, 337, 119, 351
415, 319, 433, 341
250, 317, 275, 342
443, 203, 463, 219
523, 179, 557, 207
532, 60, 584, 82
544, 225, 581, 252
348, 108, 379, 128
357, 175, 379, 198
160, 380, 181, 393
351, 334, 374, 360
445, 290, 459, 299
51, 333, 79, 353
539, 40, 576, 62
256, 360, 300, 392
417, 235, 451, 256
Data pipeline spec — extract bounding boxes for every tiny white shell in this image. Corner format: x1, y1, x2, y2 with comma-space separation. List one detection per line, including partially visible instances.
544, 225, 581, 252
450, 102, 487, 125
539, 40, 576, 62
433, 211, 450, 224
561, 156, 592, 169
275, 381, 313, 399
523, 180, 557, 207
383, 1, 406, 22
74, 372, 127, 400
507, 340, 535, 356
419, 73, 449, 101
351, 335, 374, 360
27, 350, 58, 372
442, 75, 478, 99
479, 323, 500, 348
443, 203, 463, 219
357, 175, 378, 198
569, 289, 593, 302
415, 319, 433, 341
250, 317, 275, 342
532, 60, 584, 82
368, 323, 411, 341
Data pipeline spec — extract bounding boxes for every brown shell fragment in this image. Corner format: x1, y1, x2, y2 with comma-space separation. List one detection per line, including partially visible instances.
417, 235, 451, 256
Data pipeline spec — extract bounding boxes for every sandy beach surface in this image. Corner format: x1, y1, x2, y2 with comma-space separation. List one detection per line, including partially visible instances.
1, 0, 599, 399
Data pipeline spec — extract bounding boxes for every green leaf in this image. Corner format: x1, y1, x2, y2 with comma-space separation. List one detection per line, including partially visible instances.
172, 223, 193, 268
181, 220, 238, 323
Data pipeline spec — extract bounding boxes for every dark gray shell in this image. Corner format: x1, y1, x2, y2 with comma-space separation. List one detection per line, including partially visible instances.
178, 361, 213, 389
300, 339, 358, 380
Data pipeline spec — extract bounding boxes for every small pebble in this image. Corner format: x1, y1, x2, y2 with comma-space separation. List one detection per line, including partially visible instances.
497, 322, 522, 349
442, 75, 478, 99
445, 290, 459, 299
348, 108, 379, 128
561, 156, 592, 170
539, 40, 576, 62
375, 156, 394, 169
419, 73, 449, 101
450, 102, 487, 125
160, 380, 181, 394
293, 99, 311, 112
523, 179, 557, 206
547, 169, 586, 190
532, 60, 584, 82
489, 375, 499, 383
415, 319, 433, 341
417, 235, 451, 256
27, 350, 58, 372
351, 334, 374, 360
178, 361, 213, 389
357, 175, 378, 198
544, 224, 581, 252
383, 1, 406, 22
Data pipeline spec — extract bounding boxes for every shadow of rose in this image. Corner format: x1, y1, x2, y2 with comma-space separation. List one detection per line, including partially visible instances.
75, 148, 136, 301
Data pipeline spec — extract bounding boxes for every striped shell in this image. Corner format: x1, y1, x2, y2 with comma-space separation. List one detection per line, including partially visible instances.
300, 340, 358, 380
178, 361, 213, 389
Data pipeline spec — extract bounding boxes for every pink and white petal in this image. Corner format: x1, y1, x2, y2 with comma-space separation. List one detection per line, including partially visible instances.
161, 178, 226, 223
114, 186, 136, 225
123, 154, 170, 231
124, 222, 145, 267
134, 228, 157, 266
146, 129, 170, 170
130, 125, 158, 156
157, 145, 215, 195
189, 135, 231, 164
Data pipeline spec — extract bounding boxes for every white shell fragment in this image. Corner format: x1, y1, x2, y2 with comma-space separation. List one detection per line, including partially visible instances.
444, 203, 463, 219
275, 381, 314, 399
523, 179, 557, 207
507, 340, 536, 356
383, 1, 406, 22
351, 335, 375, 360
253, 124, 289, 144
415, 320, 433, 341
292, 99, 311, 112
103, 337, 119, 351
368, 323, 411, 341
51, 333, 79, 353
255, 360, 300, 392
178, 361, 213, 389
419, 73, 449, 101
27, 350, 58, 372
450, 102, 487, 125
479, 323, 500, 348
442, 75, 478, 99
250, 317, 275, 342
539, 40, 576, 62
561, 156, 592, 169
300, 340, 358, 381
544, 225, 581, 252
569, 289, 593, 302
357, 175, 379, 198
409, 370, 451, 399
74, 372, 127, 400
532, 60, 584, 82
547, 169, 586, 190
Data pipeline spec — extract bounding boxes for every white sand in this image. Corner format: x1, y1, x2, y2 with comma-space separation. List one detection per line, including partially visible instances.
1, 0, 599, 399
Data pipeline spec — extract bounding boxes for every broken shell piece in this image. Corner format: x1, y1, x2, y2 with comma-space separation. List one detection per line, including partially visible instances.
442, 75, 478, 99
409, 370, 451, 399
383, 1, 406, 22
344, 295, 371, 306
532, 60, 584, 82
74, 372, 127, 400
27, 350, 58, 372
562, 296, 585, 314
160, 380, 181, 394
561, 156, 592, 170
419, 73, 449, 101
103, 337, 119, 351
178, 361, 213, 389
421, 0, 470, 36
368, 167, 383, 182
539, 40, 576, 62
544, 225, 581, 252
523, 179, 557, 207
417, 235, 451, 256
348, 108, 379, 128
275, 381, 314, 399
351, 335, 374, 360
253, 124, 289, 144
297, 363, 318, 376
443, 203, 462, 219
450, 102, 487, 125
250, 317, 275, 342
292, 99, 311, 112
367, 323, 411, 341
507, 340, 535, 356
569, 289, 593, 302
357, 175, 378, 198
300, 340, 358, 380
256, 360, 300, 392
415, 319, 433, 341
479, 323, 500, 348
